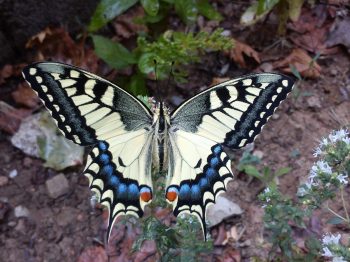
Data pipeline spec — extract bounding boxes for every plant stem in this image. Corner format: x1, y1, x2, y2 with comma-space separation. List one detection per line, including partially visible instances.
340, 186, 350, 224
326, 202, 347, 221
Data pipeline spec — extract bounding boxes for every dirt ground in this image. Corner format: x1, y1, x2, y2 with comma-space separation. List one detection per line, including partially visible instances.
1, 2, 350, 262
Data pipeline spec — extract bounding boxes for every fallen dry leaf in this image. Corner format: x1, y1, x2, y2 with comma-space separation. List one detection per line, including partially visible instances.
112, 6, 148, 40
77, 246, 108, 262
326, 17, 350, 53
227, 39, 260, 68
25, 27, 99, 73
0, 64, 26, 85
211, 77, 230, 86
12, 82, 40, 108
0, 101, 32, 134
134, 240, 157, 262
273, 48, 321, 78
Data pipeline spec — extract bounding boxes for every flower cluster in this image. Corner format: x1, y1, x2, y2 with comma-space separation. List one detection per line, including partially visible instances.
321, 234, 348, 262
298, 129, 350, 198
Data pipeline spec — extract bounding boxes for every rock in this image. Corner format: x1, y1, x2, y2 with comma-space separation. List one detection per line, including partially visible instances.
207, 195, 243, 227
14, 205, 30, 218
252, 150, 264, 159
46, 173, 69, 199
330, 69, 338, 76
8, 169, 17, 178
0, 176, 9, 186
306, 96, 321, 109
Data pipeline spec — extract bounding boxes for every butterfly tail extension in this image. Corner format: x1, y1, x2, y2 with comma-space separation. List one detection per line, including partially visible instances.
166, 141, 233, 240
84, 141, 153, 242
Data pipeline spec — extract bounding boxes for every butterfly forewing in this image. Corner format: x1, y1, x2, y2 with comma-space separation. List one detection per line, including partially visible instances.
22, 62, 154, 241
167, 73, 294, 237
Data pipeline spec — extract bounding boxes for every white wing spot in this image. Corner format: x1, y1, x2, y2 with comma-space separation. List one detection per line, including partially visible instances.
60, 79, 77, 88
260, 112, 266, 118
227, 86, 238, 102
249, 130, 254, 137
47, 94, 54, 102
246, 87, 262, 96
70, 70, 80, 78
59, 114, 66, 122
277, 87, 282, 93
65, 125, 72, 133
245, 94, 256, 104
101, 86, 115, 106
266, 103, 272, 109
243, 79, 252, 86
282, 80, 288, 87
41, 85, 48, 93
29, 68, 37, 75
209, 91, 223, 109
85, 79, 97, 90
260, 83, 269, 89
53, 104, 60, 112
239, 139, 247, 147
73, 135, 81, 143
36, 76, 43, 83
51, 73, 61, 80
232, 101, 249, 111
254, 120, 260, 127
271, 95, 277, 101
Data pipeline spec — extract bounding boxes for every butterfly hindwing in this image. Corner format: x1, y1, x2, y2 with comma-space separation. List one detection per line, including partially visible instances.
168, 73, 294, 236
22, 62, 154, 241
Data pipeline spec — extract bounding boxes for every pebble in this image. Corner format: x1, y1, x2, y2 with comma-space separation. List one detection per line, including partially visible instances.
46, 173, 69, 199
253, 150, 264, 159
14, 205, 30, 218
8, 169, 18, 178
306, 96, 321, 108
0, 176, 9, 186
330, 69, 338, 76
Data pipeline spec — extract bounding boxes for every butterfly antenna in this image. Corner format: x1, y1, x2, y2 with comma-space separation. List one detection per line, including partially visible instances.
166, 61, 175, 92
153, 59, 162, 104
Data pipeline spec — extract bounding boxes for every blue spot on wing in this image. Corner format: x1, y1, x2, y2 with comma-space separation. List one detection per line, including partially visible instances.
128, 184, 140, 198
191, 185, 201, 200
179, 184, 191, 199
98, 141, 108, 151
100, 153, 109, 164
117, 184, 128, 199
102, 165, 113, 176
210, 157, 219, 167
213, 145, 222, 155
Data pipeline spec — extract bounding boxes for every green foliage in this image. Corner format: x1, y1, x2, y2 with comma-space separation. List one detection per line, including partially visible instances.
88, 0, 139, 32
135, 28, 233, 82
89, 0, 222, 32
133, 215, 212, 261
241, 0, 304, 34
237, 151, 291, 186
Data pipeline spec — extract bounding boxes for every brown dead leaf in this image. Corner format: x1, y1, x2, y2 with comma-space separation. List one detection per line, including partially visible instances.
273, 48, 321, 78
25, 27, 99, 73
217, 247, 241, 262
0, 101, 32, 134
0, 64, 26, 85
12, 82, 40, 108
228, 39, 260, 68
211, 77, 230, 86
77, 246, 108, 262
213, 223, 227, 246
112, 6, 148, 40
134, 240, 157, 262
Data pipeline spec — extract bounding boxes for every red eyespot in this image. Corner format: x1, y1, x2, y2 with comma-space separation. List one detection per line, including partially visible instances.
140, 191, 152, 202
166, 191, 178, 202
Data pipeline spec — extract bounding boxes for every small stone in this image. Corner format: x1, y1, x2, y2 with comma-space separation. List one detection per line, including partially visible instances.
306, 96, 321, 108
271, 113, 280, 120
252, 150, 264, 159
330, 69, 337, 76
0, 176, 9, 186
8, 169, 18, 178
14, 205, 30, 218
46, 173, 69, 199
207, 195, 243, 227
7, 221, 17, 227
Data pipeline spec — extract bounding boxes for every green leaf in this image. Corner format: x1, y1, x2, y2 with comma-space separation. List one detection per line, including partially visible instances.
257, 0, 280, 15
274, 167, 291, 177
141, 0, 160, 16
327, 216, 344, 225
91, 35, 136, 69
289, 64, 302, 80
88, 0, 139, 32
138, 53, 158, 75
197, 0, 223, 21
287, 0, 303, 22
243, 165, 261, 178
128, 73, 148, 96
240, 0, 279, 25
174, 0, 198, 25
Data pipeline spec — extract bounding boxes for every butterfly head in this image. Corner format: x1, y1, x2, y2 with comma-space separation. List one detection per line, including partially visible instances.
153, 102, 170, 133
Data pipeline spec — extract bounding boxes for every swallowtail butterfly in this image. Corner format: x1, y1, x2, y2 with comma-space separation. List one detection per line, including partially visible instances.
22, 62, 294, 241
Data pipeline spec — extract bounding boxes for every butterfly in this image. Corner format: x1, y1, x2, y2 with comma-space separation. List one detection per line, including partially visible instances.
22, 62, 294, 241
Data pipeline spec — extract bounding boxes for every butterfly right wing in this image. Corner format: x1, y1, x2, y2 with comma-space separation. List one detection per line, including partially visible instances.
22, 62, 154, 241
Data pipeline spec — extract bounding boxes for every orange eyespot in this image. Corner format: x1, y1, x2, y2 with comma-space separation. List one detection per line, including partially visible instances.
166, 191, 178, 202
140, 191, 152, 202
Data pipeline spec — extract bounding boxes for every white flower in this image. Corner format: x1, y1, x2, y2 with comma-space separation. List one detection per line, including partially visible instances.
336, 173, 348, 185
329, 129, 349, 143
315, 160, 333, 175
322, 233, 341, 245
313, 146, 323, 157
321, 137, 329, 147
297, 186, 308, 196
263, 187, 271, 202
343, 136, 350, 145
322, 246, 333, 257
332, 256, 347, 262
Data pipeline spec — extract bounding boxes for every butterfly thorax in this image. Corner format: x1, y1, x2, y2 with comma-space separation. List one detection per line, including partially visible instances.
152, 102, 170, 172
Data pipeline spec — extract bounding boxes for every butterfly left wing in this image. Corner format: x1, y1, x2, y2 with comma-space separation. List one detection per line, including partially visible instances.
22, 62, 154, 241
167, 73, 294, 238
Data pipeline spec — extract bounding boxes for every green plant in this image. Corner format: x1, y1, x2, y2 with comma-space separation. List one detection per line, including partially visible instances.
237, 151, 291, 187
88, 0, 223, 32
259, 129, 350, 260
240, 0, 304, 34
